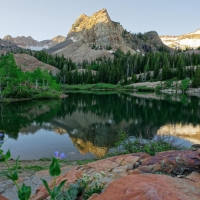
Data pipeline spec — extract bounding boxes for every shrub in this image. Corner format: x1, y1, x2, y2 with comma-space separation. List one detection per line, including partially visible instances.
113, 130, 183, 156
56, 172, 105, 200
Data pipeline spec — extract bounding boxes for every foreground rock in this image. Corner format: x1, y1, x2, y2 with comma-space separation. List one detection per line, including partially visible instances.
90, 173, 200, 200
31, 150, 200, 200
2, 150, 200, 199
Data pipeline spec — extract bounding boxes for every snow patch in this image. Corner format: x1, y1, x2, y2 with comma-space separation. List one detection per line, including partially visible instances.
179, 39, 200, 48
25, 44, 51, 51
69, 37, 78, 42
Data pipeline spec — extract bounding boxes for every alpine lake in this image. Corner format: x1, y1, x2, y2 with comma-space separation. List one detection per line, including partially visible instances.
1, 91, 200, 160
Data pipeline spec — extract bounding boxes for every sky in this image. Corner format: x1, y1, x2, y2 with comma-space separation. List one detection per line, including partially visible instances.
0, 0, 200, 41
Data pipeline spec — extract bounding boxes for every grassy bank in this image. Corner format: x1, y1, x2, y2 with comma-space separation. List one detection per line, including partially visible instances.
61, 79, 194, 94
61, 83, 122, 91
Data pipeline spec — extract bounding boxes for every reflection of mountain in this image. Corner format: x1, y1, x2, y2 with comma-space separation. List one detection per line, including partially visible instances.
70, 137, 108, 158
157, 123, 200, 144
51, 110, 129, 157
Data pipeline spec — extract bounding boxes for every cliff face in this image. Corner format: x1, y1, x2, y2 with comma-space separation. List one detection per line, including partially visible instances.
67, 8, 125, 48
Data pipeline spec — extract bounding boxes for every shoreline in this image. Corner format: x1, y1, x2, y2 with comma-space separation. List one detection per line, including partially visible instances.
0, 93, 68, 103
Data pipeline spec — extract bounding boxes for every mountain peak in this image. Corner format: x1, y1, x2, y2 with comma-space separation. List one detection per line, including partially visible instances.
193, 28, 200, 34
3, 35, 13, 40
67, 8, 116, 43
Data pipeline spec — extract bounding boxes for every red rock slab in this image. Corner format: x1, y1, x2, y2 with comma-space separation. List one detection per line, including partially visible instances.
140, 150, 200, 173
86, 153, 149, 172
31, 153, 150, 199
90, 174, 200, 200
0, 196, 9, 200
31, 166, 82, 200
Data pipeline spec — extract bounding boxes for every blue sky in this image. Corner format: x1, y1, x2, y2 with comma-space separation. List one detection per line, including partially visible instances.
0, 0, 200, 41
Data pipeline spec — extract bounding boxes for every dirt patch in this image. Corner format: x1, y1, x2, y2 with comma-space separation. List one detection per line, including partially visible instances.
14, 54, 60, 76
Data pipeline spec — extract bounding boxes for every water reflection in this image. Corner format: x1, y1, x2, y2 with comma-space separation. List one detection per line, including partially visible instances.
1, 92, 200, 159
157, 123, 200, 144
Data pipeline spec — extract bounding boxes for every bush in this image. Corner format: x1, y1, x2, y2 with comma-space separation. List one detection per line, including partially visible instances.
33, 91, 60, 99
180, 78, 190, 91
113, 130, 184, 156
56, 173, 105, 200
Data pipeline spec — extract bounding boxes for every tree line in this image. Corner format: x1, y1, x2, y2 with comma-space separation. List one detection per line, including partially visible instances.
28, 48, 200, 86
3, 47, 200, 87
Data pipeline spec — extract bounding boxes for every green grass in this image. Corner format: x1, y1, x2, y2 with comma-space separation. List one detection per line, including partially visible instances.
61, 83, 121, 91
24, 165, 47, 170
33, 91, 60, 99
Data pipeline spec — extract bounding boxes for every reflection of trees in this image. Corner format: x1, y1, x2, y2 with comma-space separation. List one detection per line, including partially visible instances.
0, 100, 61, 139
63, 93, 200, 127
1, 92, 200, 141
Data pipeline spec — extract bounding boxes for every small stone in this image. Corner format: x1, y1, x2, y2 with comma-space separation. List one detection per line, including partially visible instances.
101, 177, 113, 184
127, 169, 141, 175
177, 175, 186, 178
126, 164, 133, 170
111, 165, 127, 173
120, 156, 140, 166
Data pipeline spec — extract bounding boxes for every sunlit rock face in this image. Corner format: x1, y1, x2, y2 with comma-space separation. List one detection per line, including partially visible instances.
53, 128, 67, 134
70, 137, 108, 158
157, 123, 200, 144
67, 8, 125, 48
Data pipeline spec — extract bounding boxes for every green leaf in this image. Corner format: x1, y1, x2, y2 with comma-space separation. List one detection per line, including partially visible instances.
49, 157, 61, 176
12, 157, 20, 181
55, 180, 67, 195
12, 170, 18, 181
41, 179, 52, 197
5, 149, 11, 160
18, 184, 31, 200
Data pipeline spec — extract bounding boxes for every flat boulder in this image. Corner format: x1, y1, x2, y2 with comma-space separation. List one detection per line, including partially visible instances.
139, 150, 200, 175
90, 173, 200, 200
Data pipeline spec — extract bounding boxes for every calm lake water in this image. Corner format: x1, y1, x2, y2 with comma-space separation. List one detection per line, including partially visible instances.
1, 92, 200, 160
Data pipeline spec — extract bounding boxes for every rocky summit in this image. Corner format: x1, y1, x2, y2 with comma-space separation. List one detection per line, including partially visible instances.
67, 8, 126, 48
47, 8, 168, 63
